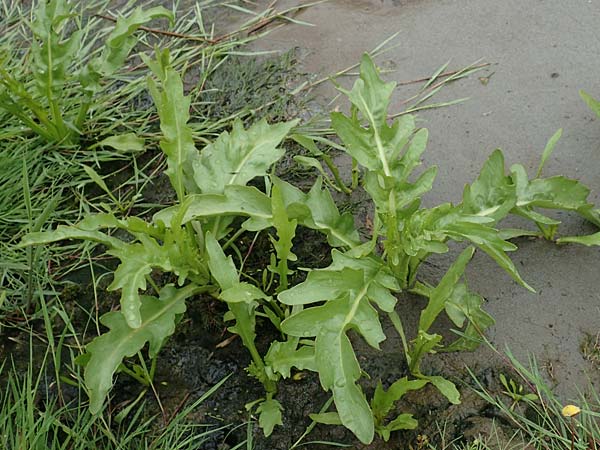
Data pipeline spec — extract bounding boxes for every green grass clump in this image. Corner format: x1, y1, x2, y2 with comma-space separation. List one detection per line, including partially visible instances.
0, 352, 234, 450
470, 350, 600, 450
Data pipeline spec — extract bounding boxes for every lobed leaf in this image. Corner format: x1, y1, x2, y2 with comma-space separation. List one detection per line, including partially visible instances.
279, 252, 400, 443
338, 54, 396, 129
371, 377, 428, 424
302, 178, 361, 247
444, 283, 494, 351
265, 340, 317, 379
147, 49, 198, 198
377, 414, 418, 442
256, 399, 283, 437
20, 224, 124, 249
460, 150, 516, 222
85, 284, 198, 414
193, 119, 298, 194
107, 237, 173, 328
154, 185, 272, 228
102, 7, 174, 76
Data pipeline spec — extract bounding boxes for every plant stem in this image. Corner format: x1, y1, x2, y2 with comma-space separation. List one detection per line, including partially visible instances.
388, 310, 410, 362
223, 228, 245, 251
322, 154, 352, 194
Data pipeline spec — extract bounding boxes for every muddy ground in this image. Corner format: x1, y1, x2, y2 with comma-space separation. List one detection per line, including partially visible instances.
3, 1, 600, 449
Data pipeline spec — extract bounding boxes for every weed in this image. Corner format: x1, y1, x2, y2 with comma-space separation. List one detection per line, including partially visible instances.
0, 351, 234, 450
20, 53, 600, 446
499, 373, 539, 410
0, 0, 308, 314
471, 350, 600, 450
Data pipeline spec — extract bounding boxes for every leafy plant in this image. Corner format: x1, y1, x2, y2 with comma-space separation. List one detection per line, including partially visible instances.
270, 54, 600, 443
499, 373, 538, 410
21, 52, 600, 445
0, 0, 173, 144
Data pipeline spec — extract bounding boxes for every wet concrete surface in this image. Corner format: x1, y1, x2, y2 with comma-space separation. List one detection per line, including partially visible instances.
250, 0, 600, 399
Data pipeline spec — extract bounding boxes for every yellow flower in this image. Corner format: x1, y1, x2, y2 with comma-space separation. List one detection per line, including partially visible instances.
562, 404, 581, 417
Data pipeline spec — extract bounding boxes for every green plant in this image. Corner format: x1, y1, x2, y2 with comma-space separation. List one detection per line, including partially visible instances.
551, 89, 600, 248
0, 0, 307, 314
499, 373, 538, 410
0, 0, 173, 144
470, 351, 600, 450
0, 353, 234, 450
21, 53, 600, 445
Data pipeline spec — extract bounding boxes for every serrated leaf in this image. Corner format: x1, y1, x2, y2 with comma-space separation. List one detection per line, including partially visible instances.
265, 340, 316, 379
85, 284, 197, 414
107, 237, 173, 328
193, 118, 298, 194
147, 50, 197, 198
227, 302, 258, 362
256, 399, 283, 437
269, 182, 298, 291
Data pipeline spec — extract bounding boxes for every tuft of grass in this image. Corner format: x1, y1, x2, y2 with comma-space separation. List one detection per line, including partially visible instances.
0, 353, 235, 450
469, 350, 600, 450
